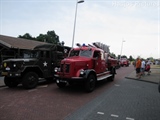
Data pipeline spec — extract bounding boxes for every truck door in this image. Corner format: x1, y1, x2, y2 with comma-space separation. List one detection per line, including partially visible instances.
39, 51, 52, 78
93, 51, 106, 73
100, 51, 106, 72
93, 51, 101, 74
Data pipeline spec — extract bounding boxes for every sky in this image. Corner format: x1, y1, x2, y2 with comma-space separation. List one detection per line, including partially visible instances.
0, 0, 160, 59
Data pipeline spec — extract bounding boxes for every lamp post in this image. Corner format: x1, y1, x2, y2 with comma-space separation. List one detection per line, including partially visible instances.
71, 0, 84, 48
120, 40, 125, 60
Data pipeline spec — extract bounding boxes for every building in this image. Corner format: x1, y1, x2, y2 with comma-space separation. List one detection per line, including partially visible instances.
0, 34, 50, 63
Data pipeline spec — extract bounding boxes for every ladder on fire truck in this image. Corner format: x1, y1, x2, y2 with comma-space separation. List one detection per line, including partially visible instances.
93, 42, 110, 53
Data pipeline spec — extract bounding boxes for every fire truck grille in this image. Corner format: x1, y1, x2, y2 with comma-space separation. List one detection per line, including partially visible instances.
61, 64, 70, 73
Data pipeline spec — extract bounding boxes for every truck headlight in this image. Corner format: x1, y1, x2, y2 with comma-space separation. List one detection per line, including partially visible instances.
80, 69, 84, 75
54, 67, 60, 72
13, 64, 16, 67
54, 67, 58, 72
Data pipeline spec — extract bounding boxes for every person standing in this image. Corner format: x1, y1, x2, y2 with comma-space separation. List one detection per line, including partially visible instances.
136, 57, 141, 79
141, 58, 146, 76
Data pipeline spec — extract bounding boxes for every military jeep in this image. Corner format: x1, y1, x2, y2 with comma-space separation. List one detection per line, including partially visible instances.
1, 44, 70, 89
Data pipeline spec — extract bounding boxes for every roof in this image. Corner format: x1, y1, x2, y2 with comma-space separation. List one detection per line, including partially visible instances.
34, 44, 71, 51
0, 34, 50, 50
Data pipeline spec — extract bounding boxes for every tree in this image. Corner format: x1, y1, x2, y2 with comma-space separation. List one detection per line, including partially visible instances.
120, 55, 127, 59
129, 55, 134, 61
18, 33, 35, 40
117, 55, 120, 59
18, 30, 60, 44
110, 52, 116, 58
36, 34, 47, 42
45, 30, 59, 44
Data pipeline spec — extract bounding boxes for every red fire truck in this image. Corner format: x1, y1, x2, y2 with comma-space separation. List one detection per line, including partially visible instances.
54, 42, 117, 92
120, 58, 129, 67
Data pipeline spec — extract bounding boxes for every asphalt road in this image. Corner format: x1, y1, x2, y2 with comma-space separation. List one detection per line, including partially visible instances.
1, 65, 158, 120
65, 78, 160, 120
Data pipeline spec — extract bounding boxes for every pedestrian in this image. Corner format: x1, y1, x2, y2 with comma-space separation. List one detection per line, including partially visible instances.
136, 57, 141, 79
141, 58, 145, 76
132, 61, 136, 68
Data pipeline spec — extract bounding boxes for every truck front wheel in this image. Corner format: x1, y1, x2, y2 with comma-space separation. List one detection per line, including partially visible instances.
85, 74, 96, 92
4, 77, 19, 88
109, 68, 115, 81
22, 72, 38, 89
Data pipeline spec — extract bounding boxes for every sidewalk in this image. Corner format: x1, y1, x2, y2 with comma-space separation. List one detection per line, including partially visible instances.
125, 65, 160, 84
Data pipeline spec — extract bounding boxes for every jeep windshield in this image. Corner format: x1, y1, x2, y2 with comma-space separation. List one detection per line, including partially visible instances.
69, 49, 92, 58
23, 51, 39, 58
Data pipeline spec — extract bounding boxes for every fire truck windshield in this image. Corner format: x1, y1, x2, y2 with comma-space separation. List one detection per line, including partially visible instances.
69, 49, 92, 58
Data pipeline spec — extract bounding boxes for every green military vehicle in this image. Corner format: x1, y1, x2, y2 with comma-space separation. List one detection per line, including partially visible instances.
1, 44, 70, 89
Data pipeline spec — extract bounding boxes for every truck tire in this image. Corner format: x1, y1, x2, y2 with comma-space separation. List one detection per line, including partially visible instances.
4, 77, 19, 88
109, 68, 115, 81
22, 72, 38, 89
85, 74, 96, 92
109, 74, 115, 81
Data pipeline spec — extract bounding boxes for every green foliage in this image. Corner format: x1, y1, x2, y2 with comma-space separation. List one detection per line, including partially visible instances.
117, 55, 120, 59
129, 55, 134, 61
110, 52, 116, 58
18, 30, 60, 44
121, 55, 127, 59
18, 33, 35, 40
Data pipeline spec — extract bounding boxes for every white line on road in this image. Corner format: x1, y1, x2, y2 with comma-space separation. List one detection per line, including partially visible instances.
97, 112, 104, 115
126, 117, 135, 120
111, 114, 119, 117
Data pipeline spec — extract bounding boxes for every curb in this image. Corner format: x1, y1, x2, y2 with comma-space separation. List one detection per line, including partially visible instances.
0, 85, 6, 88
125, 77, 159, 84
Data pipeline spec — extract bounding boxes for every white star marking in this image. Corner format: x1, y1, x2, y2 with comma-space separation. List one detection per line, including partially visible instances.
43, 61, 47, 67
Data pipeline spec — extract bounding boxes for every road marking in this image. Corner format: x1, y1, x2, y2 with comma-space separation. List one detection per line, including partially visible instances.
126, 117, 135, 120
97, 112, 104, 115
114, 84, 120, 86
111, 114, 119, 117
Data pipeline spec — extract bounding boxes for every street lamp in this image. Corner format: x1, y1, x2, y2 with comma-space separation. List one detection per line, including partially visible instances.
120, 40, 125, 60
71, 0, 84, 48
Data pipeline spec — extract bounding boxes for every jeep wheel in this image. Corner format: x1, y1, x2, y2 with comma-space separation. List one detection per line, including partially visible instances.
22, 72, 38, 89
56, 80, 67, 88
85, 74, 96, 92
4, 77, 19, 88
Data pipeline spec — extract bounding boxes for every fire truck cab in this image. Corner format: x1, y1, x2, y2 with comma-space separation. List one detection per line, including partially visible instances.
120, 58, 129, 67
55, 43, 117, 92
